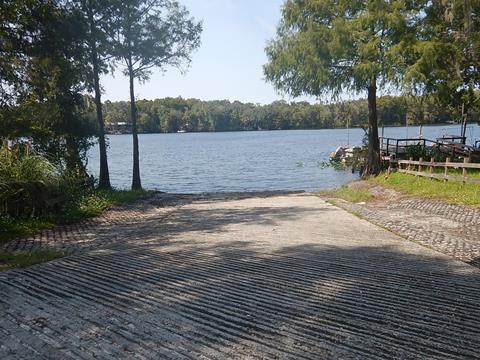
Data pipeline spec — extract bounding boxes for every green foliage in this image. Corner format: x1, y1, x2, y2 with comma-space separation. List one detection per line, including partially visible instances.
105, 0, 202, 189
108, 0, 203, 82
371, 172, 480, 206
0, 0, 97, 173
320, 186, 373, 204
103, 95, 457, 133
263, 0, 418, 97
263, 0, 423, 176
0, 250, 66, 271
0, 218, 53, 244
425, 146, 449, 163
405, 144, 428, 161
56, 188, 147, 224
0, 188, 146, 244
0, 146, 59, 183
403, 144, 457, 162
0, 147, 66, 218
57, 188, 147, 223
405, 0, 480, 118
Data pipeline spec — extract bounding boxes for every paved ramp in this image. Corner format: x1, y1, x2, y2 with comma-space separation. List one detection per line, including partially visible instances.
1, 194, 479, 359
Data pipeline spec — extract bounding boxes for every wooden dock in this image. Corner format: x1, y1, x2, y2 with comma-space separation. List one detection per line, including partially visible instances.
380, 136, 480, 161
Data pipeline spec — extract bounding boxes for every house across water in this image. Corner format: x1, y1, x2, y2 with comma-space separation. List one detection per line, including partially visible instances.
105, 122, 132, 134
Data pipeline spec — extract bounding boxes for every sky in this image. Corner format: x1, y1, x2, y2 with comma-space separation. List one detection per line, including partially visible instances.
100, 0, 317, 104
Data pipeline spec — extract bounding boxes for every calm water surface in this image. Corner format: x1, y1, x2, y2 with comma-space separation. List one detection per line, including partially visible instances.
88, 124, 480, 192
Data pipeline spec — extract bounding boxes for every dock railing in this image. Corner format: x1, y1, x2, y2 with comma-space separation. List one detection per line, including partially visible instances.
380, 137, 427, 158
398, 157, 480, 183
380, 137, 480, 160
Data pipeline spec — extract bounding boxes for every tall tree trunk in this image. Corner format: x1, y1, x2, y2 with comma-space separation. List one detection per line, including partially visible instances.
363, 78, 381, 177
65, 135, 88, 178
129, 65, 142, 189
87, 3, 111, 189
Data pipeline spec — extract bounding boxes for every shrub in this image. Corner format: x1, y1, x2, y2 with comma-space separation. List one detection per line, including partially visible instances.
0, 144, 86, 218
0, 145, 59, 183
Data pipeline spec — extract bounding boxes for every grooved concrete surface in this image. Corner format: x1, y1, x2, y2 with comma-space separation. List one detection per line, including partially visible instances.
329, 184, 480, 267
1, 193, 480, 359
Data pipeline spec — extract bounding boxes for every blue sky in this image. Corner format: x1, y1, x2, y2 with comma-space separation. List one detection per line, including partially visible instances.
100, 0, 316, 104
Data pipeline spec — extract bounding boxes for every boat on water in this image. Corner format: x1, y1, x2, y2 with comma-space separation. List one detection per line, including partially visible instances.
177, 129, 186, 133
329, 146, 361, 162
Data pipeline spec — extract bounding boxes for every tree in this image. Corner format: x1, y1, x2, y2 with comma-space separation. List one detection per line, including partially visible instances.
264, 0, 418, 176
405, 0, 480, 141
0, 0, 96, 174
77, 0, 114, 188
108, 0, 202, 189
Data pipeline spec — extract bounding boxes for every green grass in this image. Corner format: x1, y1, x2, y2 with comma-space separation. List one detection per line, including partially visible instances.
0, 188, 147, 243
55, 188, 147, 224
418, 167, 480, 178
319, 186, 373, 203
0, 218, 54, 243
0, 188, 147, 270
0, 250, 66, 271
370, 172, 480, 206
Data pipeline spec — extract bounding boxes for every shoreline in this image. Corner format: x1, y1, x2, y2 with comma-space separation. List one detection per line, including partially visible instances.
105, 122, 469, 136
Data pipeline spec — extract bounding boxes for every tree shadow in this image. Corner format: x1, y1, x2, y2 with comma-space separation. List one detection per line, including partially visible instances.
2, 238, 480, 359
96, 192, 333, 251
469, 257, 480, 268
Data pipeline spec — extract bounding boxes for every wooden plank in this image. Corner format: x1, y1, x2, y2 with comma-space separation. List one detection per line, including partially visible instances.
398, 169, 480, 183
398, 160, 480, 169
444, 175, 480, 183
399, 169, 445, 180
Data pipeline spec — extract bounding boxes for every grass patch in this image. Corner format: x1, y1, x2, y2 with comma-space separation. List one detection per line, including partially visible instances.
0, 249, 66, 271
0, 218, 54, 243
320, 186, 373, 203
0, 188, 147, 243
55, 188, 147, 224
370, 172, 480, 206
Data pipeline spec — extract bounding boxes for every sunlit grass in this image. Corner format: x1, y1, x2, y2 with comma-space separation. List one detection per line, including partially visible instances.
56, 188, 147, 224
370, 172, 480, 206
319, 186, 373, 203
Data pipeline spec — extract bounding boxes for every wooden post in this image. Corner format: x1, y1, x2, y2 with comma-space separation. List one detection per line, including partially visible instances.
444, 157, 450, 181
429, 158, 434, 175
388, 155, 394, 175
463, 157, 470, 182
418, 157, 423, 175
409, 157, 413, 172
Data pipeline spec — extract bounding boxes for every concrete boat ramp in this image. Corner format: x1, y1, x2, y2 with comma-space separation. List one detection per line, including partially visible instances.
1, 193, 479, 359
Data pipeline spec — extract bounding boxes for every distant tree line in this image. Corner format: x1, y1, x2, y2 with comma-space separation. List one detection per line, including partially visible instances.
1, 0, 202, 189
264, 0, 480, 175
102, 95, 466, 134
2, 0, 479, 187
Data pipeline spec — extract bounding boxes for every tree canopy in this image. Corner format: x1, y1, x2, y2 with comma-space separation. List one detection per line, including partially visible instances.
101, 95, 461, 134
107, 0, 202, 189
405, 0, 480, 132
264, 0, 421, 175
0, 0, 96, 173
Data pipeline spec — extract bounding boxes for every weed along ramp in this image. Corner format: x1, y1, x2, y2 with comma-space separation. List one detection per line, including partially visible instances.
1, 193, 479, 359
3, 0, 480, 357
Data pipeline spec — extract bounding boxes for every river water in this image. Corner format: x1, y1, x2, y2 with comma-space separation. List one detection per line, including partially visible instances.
87, 124, 480, 192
